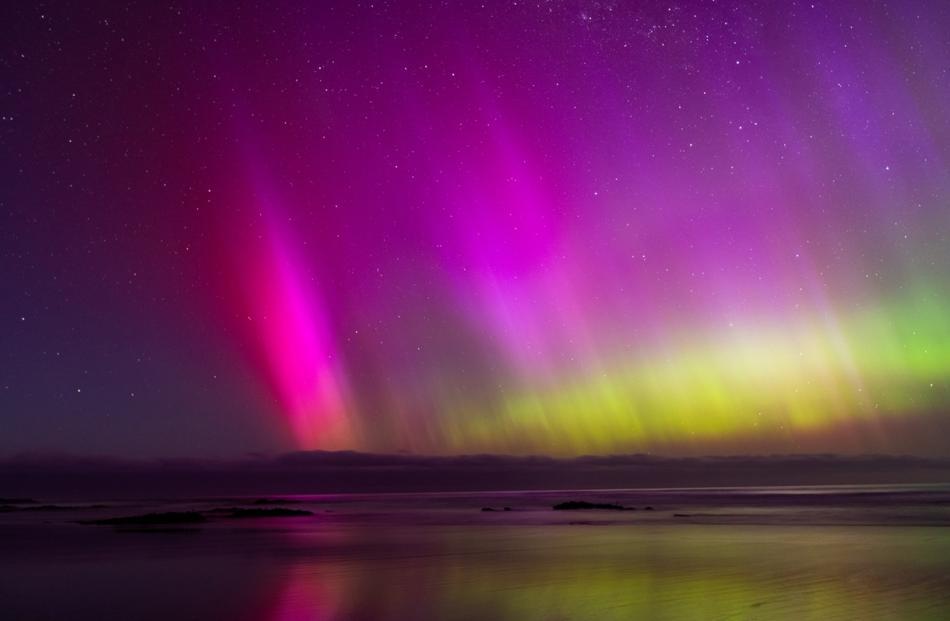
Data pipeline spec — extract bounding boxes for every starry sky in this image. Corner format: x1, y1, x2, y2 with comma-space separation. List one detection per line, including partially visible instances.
1, 1, 949, 458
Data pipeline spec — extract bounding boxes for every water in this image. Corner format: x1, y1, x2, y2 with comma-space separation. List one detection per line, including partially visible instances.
2, 485, 950, 620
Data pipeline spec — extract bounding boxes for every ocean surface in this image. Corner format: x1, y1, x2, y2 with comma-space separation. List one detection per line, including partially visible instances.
2, 485, 950, 620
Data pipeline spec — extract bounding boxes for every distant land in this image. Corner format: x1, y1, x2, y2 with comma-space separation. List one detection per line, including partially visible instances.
1, 451, 948, 499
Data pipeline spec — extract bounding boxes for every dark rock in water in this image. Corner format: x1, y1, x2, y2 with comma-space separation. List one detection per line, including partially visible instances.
251, 498, 300, 505
481, 507, 497, 512
552, 501, 627, 511
204, 507, 242, 514
204, 506, 311, 517
644, 506, 655, 511
673, 513, 691, 517
82, 507, 311, 525
225, 508, 313, 518
503, 507, 512, 511
82, 512, 207, 526
112, 528, 203, 535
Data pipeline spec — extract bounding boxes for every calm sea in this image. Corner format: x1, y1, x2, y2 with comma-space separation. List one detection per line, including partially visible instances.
2, 485, 949, 620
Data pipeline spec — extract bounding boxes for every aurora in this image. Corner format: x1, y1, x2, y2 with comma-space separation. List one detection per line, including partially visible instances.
2, 0, 948, 458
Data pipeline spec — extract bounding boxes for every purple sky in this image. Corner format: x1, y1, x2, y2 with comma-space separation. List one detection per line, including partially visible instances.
2, 1, 949, 458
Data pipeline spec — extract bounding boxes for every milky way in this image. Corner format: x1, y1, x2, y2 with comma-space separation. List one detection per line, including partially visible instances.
2, 1, 948, 456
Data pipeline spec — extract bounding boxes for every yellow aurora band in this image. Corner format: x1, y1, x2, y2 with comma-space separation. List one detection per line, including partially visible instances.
440, 289, 950, 455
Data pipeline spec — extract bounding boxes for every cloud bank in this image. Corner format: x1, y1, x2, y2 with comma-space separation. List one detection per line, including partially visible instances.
1, 451, 948, 499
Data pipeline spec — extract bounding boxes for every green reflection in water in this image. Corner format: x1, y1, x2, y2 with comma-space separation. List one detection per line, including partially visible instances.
274, 525, 950, 620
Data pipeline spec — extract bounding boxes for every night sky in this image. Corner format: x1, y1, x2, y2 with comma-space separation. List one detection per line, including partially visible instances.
2, 1, 949, 459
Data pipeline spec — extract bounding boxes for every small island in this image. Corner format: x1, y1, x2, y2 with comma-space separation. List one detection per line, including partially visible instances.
552, 501, 633, 511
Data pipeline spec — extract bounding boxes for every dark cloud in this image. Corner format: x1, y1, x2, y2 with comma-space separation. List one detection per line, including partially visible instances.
2, 451, 948, 499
